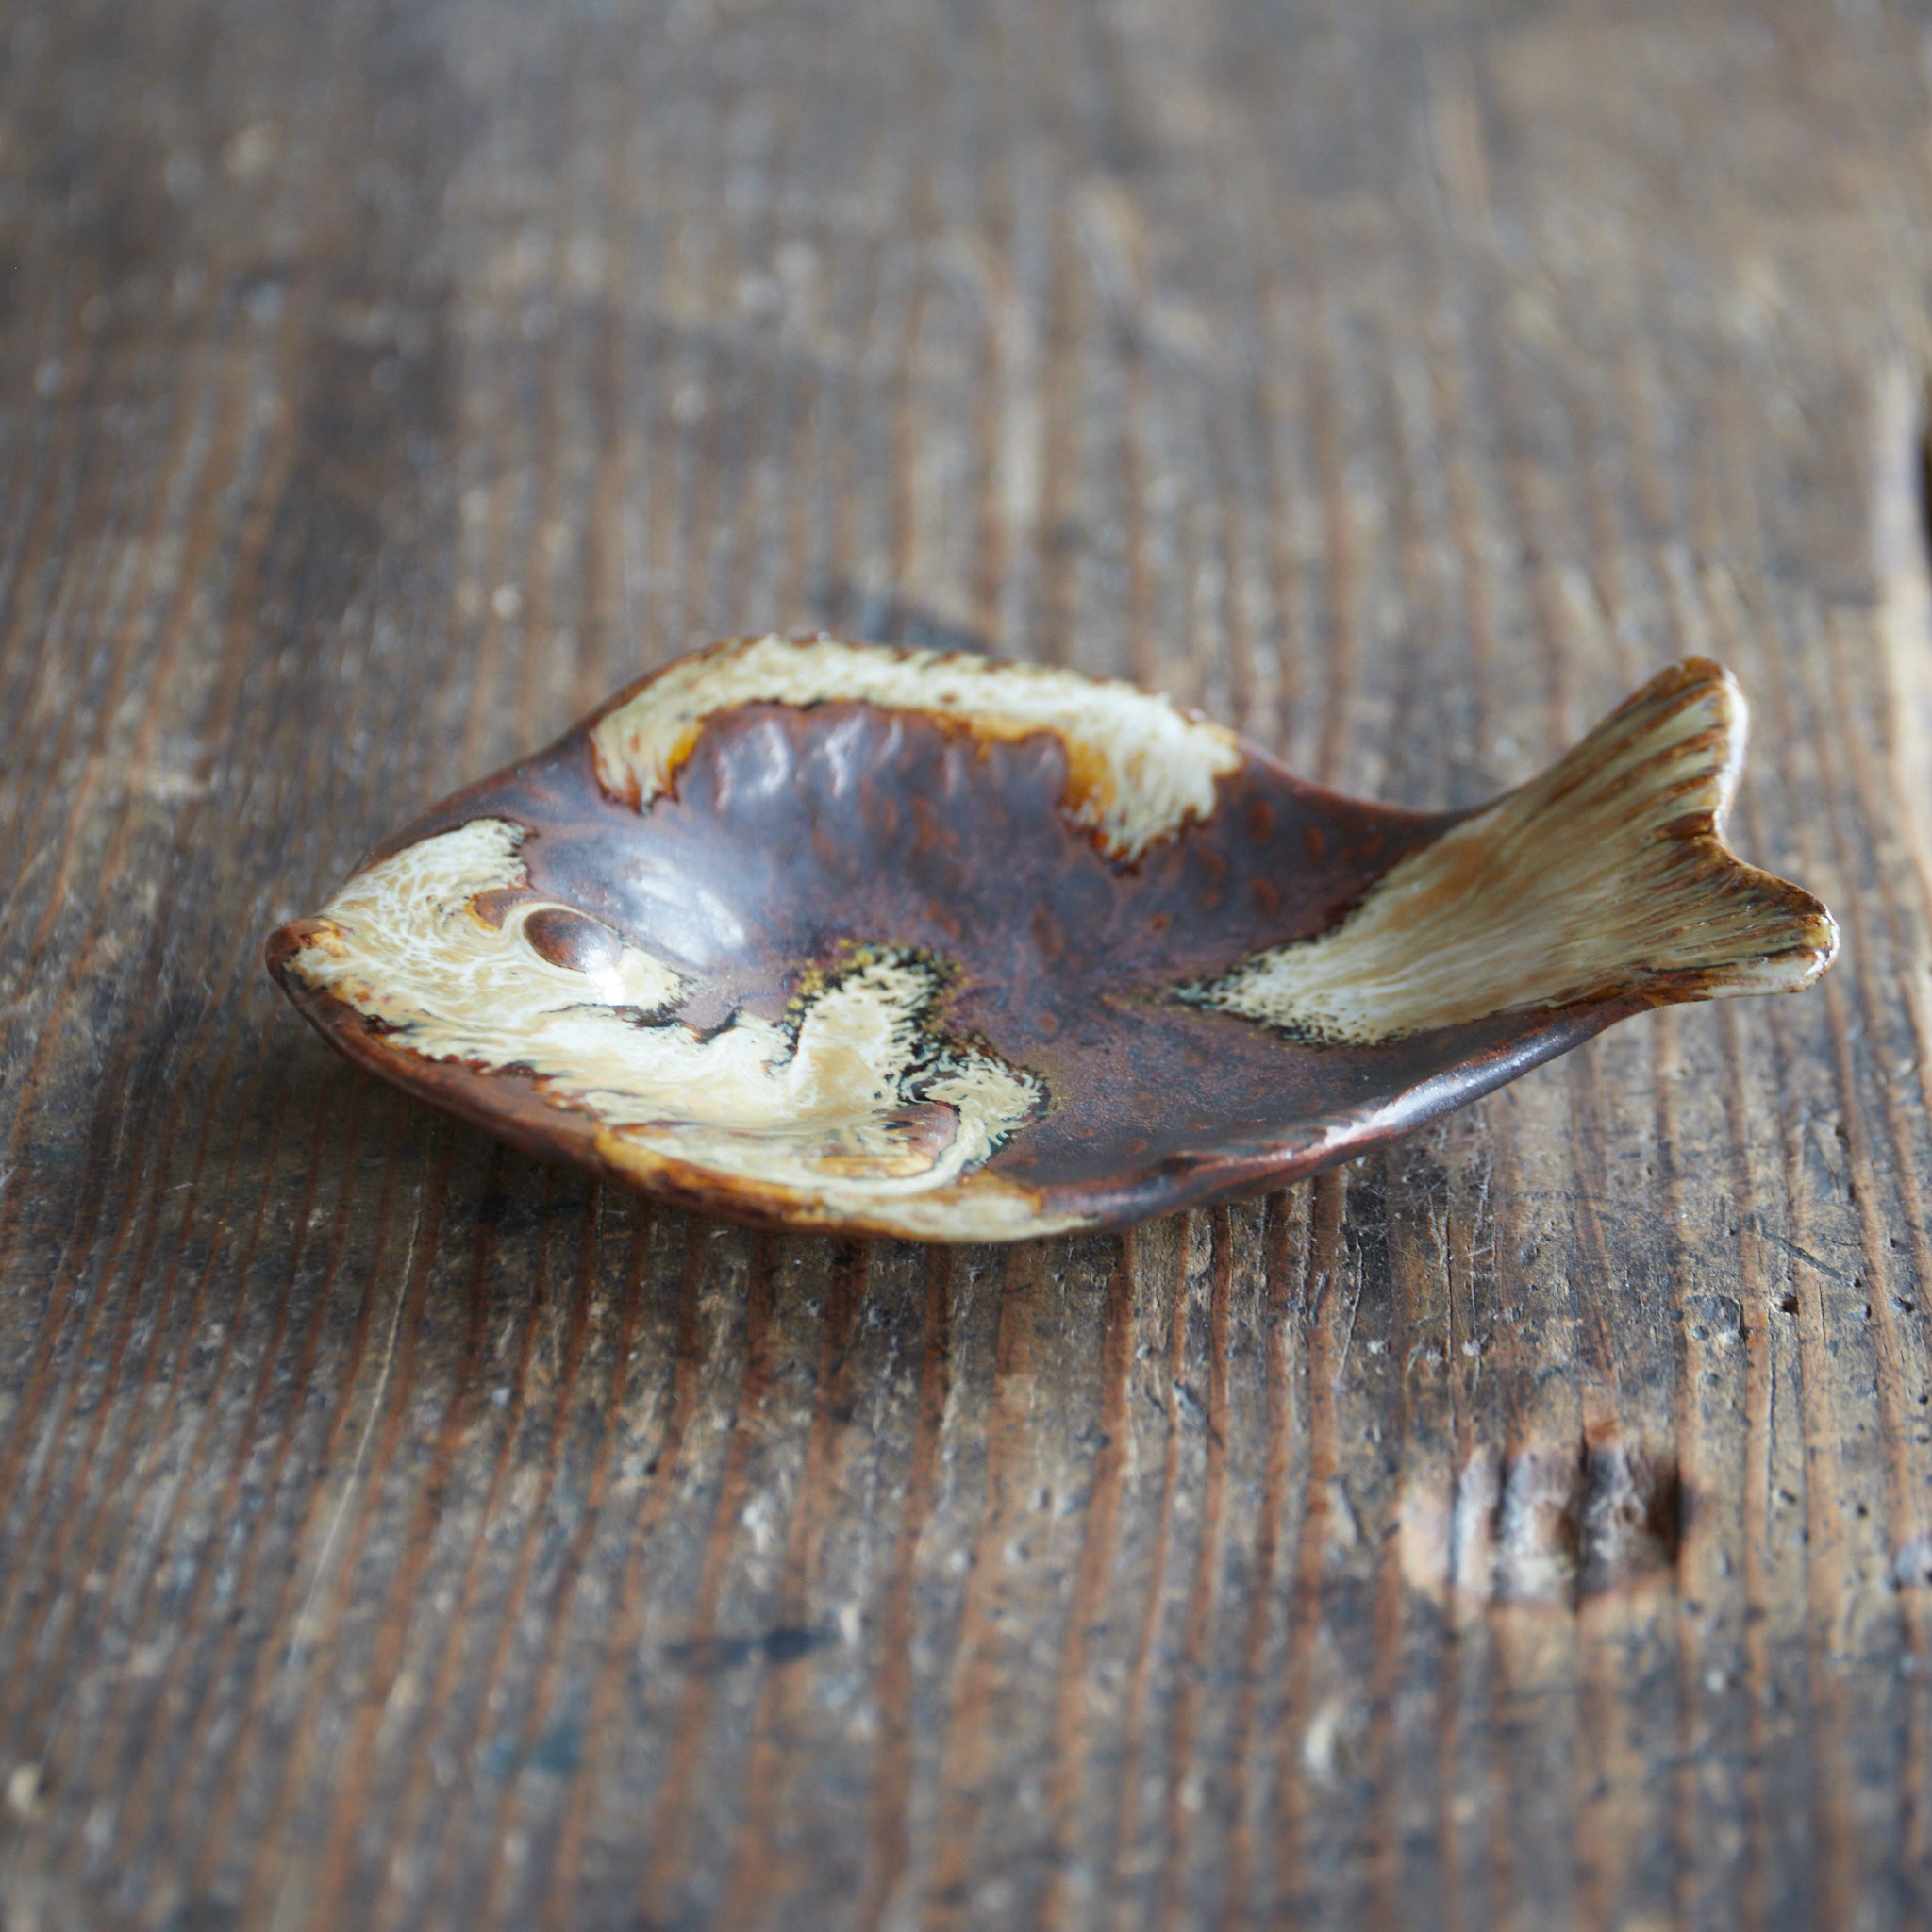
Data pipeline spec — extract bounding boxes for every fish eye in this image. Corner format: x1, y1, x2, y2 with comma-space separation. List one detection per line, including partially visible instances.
522, 906, 625, 977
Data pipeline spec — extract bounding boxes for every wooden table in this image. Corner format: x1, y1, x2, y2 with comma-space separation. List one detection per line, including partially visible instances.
4, 2, 1930, 1926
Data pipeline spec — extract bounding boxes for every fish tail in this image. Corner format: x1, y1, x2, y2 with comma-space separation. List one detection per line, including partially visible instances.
1188, 658, 1838, 1044
1481, 657, 1838, 999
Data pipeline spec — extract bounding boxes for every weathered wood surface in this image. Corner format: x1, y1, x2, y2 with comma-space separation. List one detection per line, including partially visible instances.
3, 1, 1932, 1926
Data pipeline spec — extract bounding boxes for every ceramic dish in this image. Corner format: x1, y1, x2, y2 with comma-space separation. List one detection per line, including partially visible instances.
267, 637, 1836, 1241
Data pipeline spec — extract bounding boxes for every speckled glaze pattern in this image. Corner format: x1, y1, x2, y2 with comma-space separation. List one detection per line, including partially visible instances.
266, 637, 1838, 1241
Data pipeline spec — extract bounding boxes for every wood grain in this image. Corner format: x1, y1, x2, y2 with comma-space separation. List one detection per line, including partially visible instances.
3, 1, 1931, 1926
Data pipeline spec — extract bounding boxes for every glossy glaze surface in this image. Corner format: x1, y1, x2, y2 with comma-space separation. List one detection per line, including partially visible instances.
267, 638, 1837, 1239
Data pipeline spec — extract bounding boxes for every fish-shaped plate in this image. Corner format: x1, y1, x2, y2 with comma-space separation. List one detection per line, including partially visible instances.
267, 637, 1837, 1241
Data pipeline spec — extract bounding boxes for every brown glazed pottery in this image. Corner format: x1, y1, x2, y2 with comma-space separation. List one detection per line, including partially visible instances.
266, 636, 1838, 1241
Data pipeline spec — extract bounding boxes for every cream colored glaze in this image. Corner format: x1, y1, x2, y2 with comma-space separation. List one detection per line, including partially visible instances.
587, 1128, 1095, 1241
1181, 661, 1839, 1044
284, 818, 1062, 1237
588, 633, 1241, 862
